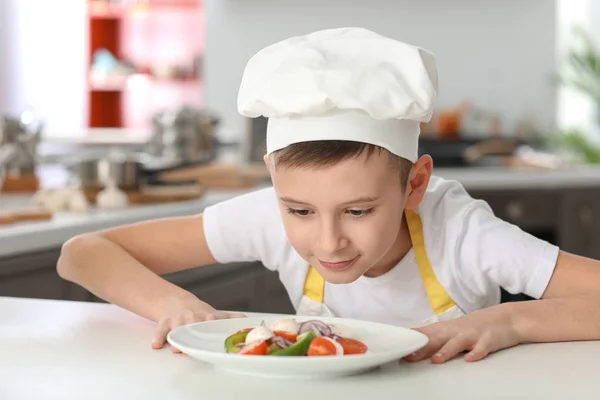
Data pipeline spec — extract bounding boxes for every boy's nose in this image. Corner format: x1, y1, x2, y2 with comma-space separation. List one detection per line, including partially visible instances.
317, 222, 348, 254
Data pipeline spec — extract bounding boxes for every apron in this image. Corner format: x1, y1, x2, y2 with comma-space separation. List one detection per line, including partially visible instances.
296, 210, 465, 327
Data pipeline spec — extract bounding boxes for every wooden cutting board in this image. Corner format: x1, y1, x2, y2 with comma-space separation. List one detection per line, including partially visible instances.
1, 173, 41, 194
156, 162, 269, 189
82, 183, 206, 205
0, 208, 53, 225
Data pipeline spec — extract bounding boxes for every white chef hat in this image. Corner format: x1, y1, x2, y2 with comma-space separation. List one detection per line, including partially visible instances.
237, 27, 438, 163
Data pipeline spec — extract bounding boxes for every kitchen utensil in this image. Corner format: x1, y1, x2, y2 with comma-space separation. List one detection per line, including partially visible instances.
69, 151, 160, 190
167, 316, 428, 379
0, 110, 43, 193
244, 115, 268, 163
149, 106, 220, 165
96, 152, 145, 189
0, 143, 18, 192
0, 110, 43, 175
69, 148, 214, 191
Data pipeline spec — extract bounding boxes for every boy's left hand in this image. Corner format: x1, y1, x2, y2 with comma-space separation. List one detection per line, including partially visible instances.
404, 303, 520, 364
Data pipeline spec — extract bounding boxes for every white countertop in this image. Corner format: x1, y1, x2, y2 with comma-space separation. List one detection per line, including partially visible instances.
0, 189, 250, 258
3, 165, 600, 258
1, 296, 599, 400
433, 164, 600, 190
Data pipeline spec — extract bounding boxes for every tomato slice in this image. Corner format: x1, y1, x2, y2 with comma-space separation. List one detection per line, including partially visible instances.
273, 331, 298, 342
307, 337, 337, 356
336, 338, 368, 355
239, 340, 268, 355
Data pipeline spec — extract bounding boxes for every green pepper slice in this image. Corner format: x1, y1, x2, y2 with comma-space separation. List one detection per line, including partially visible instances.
267, 342, 281, 354
269, 331, 316, 356
224, 330, 250, 354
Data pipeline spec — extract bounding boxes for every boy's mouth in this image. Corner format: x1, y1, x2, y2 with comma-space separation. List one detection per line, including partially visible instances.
318, 256, 359, 271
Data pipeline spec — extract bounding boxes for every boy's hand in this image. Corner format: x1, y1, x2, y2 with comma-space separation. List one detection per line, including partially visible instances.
404, 303, 520, 364
152, 294, 246, 353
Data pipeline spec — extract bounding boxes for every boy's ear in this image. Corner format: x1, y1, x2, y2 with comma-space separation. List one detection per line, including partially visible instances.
404, 155, 433, 210
263, 154, 270, 170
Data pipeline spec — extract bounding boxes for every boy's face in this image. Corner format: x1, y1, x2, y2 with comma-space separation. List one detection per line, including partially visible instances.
269, 150, 431, 284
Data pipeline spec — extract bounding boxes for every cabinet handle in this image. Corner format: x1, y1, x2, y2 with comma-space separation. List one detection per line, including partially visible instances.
505, 201, 524, 220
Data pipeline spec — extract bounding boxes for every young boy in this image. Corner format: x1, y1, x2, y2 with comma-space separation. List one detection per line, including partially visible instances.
58, 27, 600, 364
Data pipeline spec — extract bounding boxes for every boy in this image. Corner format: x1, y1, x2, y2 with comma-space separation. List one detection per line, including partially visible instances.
58, 27, 600, 364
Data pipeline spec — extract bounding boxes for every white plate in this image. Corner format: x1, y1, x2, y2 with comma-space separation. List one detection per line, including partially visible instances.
167, 316, 428, 378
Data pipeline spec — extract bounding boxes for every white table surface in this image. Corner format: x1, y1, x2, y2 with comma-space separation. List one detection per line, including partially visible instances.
1, 297, 599, 400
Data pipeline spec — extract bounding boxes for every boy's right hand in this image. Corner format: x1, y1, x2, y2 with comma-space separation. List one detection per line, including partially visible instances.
151, 295, 247, 353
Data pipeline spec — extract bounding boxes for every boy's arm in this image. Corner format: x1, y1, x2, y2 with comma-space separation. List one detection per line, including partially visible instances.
58, 213, 248, 351
405, 194, 600, 364
512, 250, 600, 342
58, 213, 221, 322
58, 188, 283, 350
406, 250, 600, 364
539, 250, 600, 299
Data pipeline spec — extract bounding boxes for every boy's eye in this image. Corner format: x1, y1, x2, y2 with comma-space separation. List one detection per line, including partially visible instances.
348, 208, 374, 217
287, 208, 311, 216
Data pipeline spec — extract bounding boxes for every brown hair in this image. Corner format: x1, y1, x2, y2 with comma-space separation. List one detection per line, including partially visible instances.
269, 140, 413, 188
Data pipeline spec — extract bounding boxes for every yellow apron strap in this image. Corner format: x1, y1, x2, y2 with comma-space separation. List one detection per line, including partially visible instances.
301, 210, 456, 314
405, 209, 456, 315
303, 264, 325, 303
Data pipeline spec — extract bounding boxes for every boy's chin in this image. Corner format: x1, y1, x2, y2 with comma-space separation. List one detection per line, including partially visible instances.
317, 266, 364, 285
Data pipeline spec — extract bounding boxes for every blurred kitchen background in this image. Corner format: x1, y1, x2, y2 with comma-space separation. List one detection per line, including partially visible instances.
2, 0, 600, 310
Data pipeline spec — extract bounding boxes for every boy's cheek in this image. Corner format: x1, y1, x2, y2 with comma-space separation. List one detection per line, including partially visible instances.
282, 221, 313, 256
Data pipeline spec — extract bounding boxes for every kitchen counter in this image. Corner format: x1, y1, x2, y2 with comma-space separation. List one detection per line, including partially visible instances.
3, 165, 600, 259
1, 296, 599, 400
432, 164, 600, 190
0, 189, 252, 258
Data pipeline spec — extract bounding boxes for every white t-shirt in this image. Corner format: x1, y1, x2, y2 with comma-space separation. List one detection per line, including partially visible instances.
203, 176, 559, 326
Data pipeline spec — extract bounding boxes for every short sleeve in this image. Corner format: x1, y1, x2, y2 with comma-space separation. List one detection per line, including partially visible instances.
202, 187, 289, 270
454, 201, 560, 299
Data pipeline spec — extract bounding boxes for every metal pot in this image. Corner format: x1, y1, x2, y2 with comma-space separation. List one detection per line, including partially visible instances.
73, 152, 147, 189
149, 107, 220, 165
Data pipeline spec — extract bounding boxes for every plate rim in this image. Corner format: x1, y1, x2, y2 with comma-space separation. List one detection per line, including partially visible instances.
166, 316, 429, 364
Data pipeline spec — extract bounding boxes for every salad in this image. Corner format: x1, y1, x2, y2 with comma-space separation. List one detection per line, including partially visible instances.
224, 318, 368, 356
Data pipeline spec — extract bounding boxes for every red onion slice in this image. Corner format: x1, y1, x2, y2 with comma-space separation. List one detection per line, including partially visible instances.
298, 320, 332, 337
269, 335, 292, 348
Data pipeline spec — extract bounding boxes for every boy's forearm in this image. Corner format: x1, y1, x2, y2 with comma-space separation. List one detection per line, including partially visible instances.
57, 234, 197, 322
508, 294, 600, 343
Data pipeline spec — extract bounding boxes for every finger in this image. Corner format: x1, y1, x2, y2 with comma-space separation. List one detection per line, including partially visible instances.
171, 346, 182, 354
464, 333, 494, 362
412, 325, 438, 336
226, 312, 247, 319
403, 325, 448, 362
431, 334, 476, 364
152, 321, 171, 350
203, 313, 219, 321
404, 337, 446, 362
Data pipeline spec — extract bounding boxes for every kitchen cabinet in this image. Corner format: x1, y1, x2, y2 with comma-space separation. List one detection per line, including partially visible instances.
0, 249, 295, 314
0, 249, 93, 302
160, 262, 294, 314
1, 185, 599, 311
474, 189, 559, 231
558, 189, 600, 260
469, 187, 600, 260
